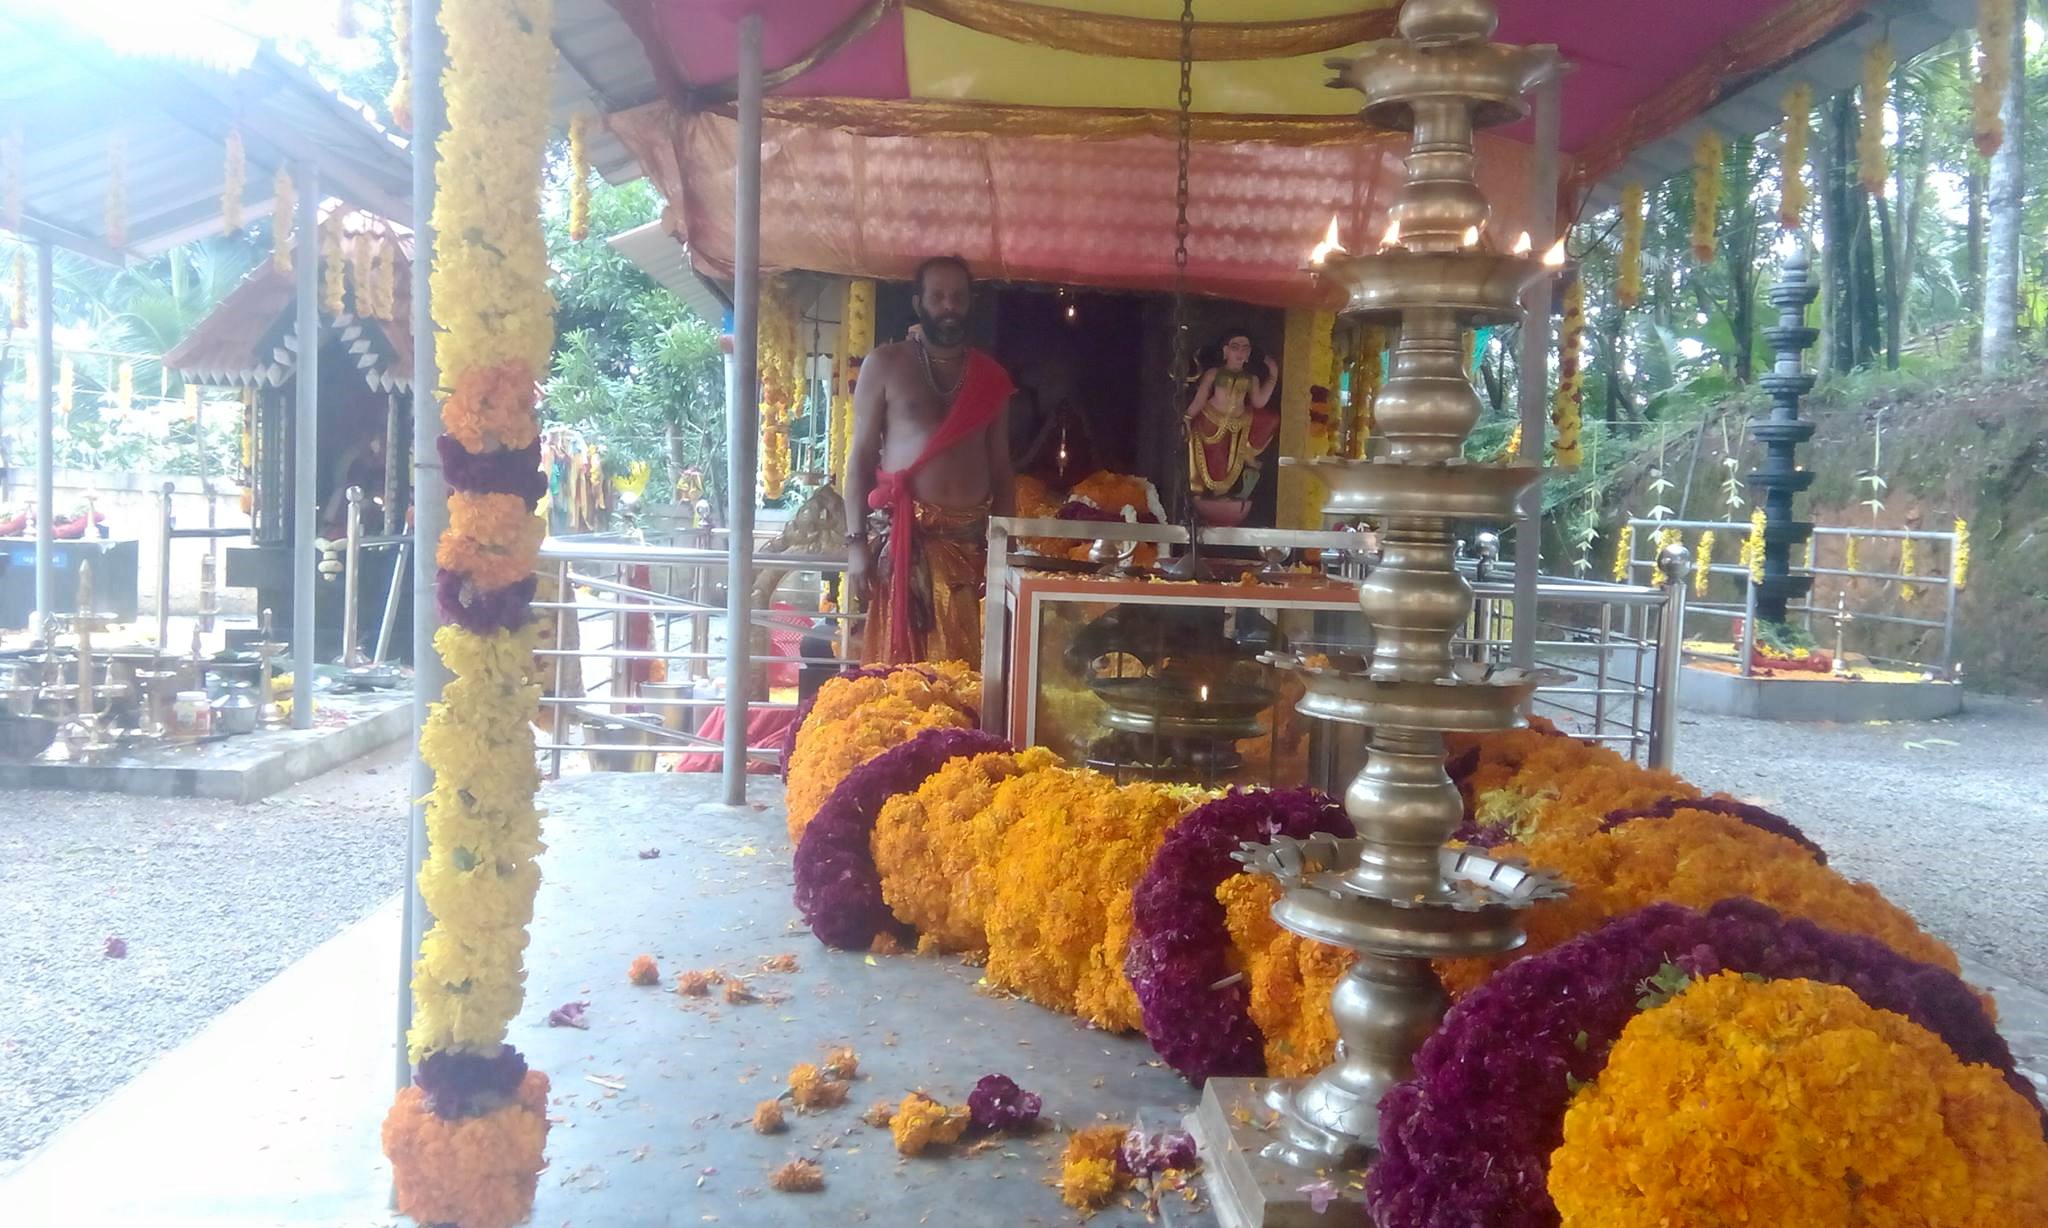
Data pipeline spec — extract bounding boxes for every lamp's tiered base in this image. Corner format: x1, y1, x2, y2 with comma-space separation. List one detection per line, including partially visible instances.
1186, 1080, 1370, 1228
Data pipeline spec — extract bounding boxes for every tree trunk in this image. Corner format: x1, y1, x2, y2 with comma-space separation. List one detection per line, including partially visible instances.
1820, 92, 1856, 372
1874, 193, 1902, 369
1723, 135, 1760, 382
1965, 166, 1984, 319
1981, 0, 2027, 370
1599, 307, 1633, 423
1851, 191, 1882, 367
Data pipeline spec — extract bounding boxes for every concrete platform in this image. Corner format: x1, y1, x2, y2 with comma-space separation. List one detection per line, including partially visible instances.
0, 684, 411, 802
1678, 664, 1963, 722
5, 771, 2041, 1227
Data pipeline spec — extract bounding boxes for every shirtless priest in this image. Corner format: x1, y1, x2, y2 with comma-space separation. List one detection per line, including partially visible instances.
844, 255, 1016, 666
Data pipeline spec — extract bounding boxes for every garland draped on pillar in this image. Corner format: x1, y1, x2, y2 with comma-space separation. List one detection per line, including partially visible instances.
383, 1, 559, 1224
831, 279, 876, 485
759, 277, 801, 502
1691, 131, 1722, 265
1617, 182, 1645, 309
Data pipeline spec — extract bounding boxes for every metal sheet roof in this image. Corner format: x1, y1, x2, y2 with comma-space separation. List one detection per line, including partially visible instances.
0, 9, 411, 263
607, 221, 728, 325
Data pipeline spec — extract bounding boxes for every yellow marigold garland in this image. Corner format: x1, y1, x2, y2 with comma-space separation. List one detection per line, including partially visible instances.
1345, 324, 1385, 458
1550, 974, 2048, 1226
321, 214, 346, 314
873, 746, 1063, 953
784, 665, 981, 840
1693, 529, 1715, 596
981, 767, 1190, 1032
1610, 523, 1633, 582
1691, 130, 1722, 265
566, 112, 591, 242
272, 169, 295, 275
1743, 507, 1766, 582
758, 277, 800, 501
222, 129, 245, 232
1218, 874, 1348, 1077
1617, 181, 1645, 308
1974, 0, 2015, 158
1900, 535, 1918, 601
832, 279, 875, 483
348, 229, 374, 315
1844, 533, 1860, 574
1953, 517, 1970, 589
1551, 274, 1584, 468
1779, 84, 1812, 229
1860, 41, 1892, 196
387, 0, 412, 131
1060, 1124, 1134, 1211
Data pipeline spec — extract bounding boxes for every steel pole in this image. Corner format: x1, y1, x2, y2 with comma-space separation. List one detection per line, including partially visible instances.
33, 240, 54, 642
722, 12, 764, 804
1648, 545, 1690, 771
290, 163, 319, 729
399, 0, 448, 1095
1512, 74, 1560, 672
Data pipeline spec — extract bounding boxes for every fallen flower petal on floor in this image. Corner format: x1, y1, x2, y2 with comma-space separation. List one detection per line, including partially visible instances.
546, 1000, 591, 1029
890, 1092, 970, 1156
762, 952, 799, 973
788, 1064, 849, 1111
1299, 1179, 1338, 1213
637, 847, 661, 860
967, 1073, 1041, 1132
860, 1100, 895, 1128
102, 937, 127, 959
675, 969, 721, 996
628, 954, 660, 985
821, 1046, 859, 1081
752, 1100, 787, 1134
723, 978, 760, 1004
769, 1157, 824, 1192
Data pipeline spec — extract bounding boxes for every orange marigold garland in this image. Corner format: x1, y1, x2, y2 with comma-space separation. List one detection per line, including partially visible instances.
1974, 0, 2015, 158
1860, 40, 1892, 196
387, 0, 557, 1224
1690, 130, 1722, 265
1780, 84, 1812, 228
782, 665, 980, 840
1549, 974, 2048, 1225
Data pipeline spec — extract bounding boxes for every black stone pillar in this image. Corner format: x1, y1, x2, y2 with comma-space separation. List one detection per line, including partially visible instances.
1748, 243, 1820, 624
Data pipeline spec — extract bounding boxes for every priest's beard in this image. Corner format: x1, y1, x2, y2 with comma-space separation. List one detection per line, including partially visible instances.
915, 301, 967, 348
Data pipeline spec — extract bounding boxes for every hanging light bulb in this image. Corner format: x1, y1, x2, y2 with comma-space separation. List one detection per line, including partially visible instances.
1512, 231, 1533, 256
1542, 238, 1567, 268
1309, 214, 1347, 265
1065, 303, 1076, 321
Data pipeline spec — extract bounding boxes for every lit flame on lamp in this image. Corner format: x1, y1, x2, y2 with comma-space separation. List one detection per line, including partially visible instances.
1309, 215, 1347, 265
1461, 224, 1481, 247
1198, 684, 1210, 703
1511, 231, 1533, 256
1379, 218, 1402, 250
1543, 238, 1567, 268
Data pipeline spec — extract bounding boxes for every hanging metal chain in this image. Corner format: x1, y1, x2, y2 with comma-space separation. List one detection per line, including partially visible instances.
1167, 0, 1197, 535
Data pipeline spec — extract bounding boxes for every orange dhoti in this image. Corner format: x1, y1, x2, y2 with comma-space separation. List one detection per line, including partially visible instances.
861, 499, 988, 667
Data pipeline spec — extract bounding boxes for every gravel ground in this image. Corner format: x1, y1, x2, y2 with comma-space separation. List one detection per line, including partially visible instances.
0, 741, 411, 1170
1672, 693, 2048, 988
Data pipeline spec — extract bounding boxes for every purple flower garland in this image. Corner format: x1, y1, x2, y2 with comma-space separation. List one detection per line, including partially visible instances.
792, 726, 1009, 950
1599, 794, 1828, 863
1124, 788, 1349, 1084
1368, 898, 2042, 1228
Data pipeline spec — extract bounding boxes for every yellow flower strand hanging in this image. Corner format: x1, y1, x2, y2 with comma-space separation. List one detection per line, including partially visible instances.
1974, 0, 2015, 158
1610, 524, 1634, 583
1617, 182, 1645, 309
1859, 41, 1891, 196
222, 129, 245, 232
567, 113, 591, 242
117, 361, 134, 413
321, 215, 346, 314
104, 132, 126, 248
1347, 324, 1385, 459
1779, 85, 1811, 229
1899, 536, 1918, 600
348, 229, 374, 316
1843, 534, 1859, 574
1551, 274, 1584, 468
1691, 131, 1722, 265
272, 169, 295, 274
1744, 508, 1766, 582
1693, 529, 1715, 596
758, 277, 801, 501
1952, 518, 1970, 590
387, 0, 412, 132
831, 279, 875, 483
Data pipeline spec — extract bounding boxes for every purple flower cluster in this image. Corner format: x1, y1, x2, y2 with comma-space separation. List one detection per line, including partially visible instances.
415, 1043, 530, 1119
438, 435, 549, 501
1124, 788, 1349, 1083
1055, 501, 1158, 525
1368, 898, 2041, 1228
1118, 1128, 1198, 1176
1599, 794, 1829, 863
437, 570, 540, 635
792, 726, 1009, 950
966, 1073, 1042, 1132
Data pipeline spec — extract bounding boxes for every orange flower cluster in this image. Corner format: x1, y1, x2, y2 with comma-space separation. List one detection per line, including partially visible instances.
788, 1062, 850, 1111
888, 1091, 971, 1156
752, 1099, 786, 1134
1059, 1123, 1134, 1212
1217, 874, 1349, 1077
783, 665, 980, 841
1550, 974, 2048, 1226
872, 746, 1063, 953
982, 767, 1193, 1031
1440, 807, 1958, 997
382, 1071, 550, 1228
1449, 722, 1696, 846
442, 362, 542, 454
438, 492, 548, 591
627, 954, 659, 985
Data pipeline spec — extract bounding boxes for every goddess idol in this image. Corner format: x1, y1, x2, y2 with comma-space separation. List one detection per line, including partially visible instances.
1183, 329, 1281, 500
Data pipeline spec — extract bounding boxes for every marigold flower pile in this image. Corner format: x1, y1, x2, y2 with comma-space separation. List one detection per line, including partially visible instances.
382, 2, 558, 1225
785, 665, 2029, 1225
